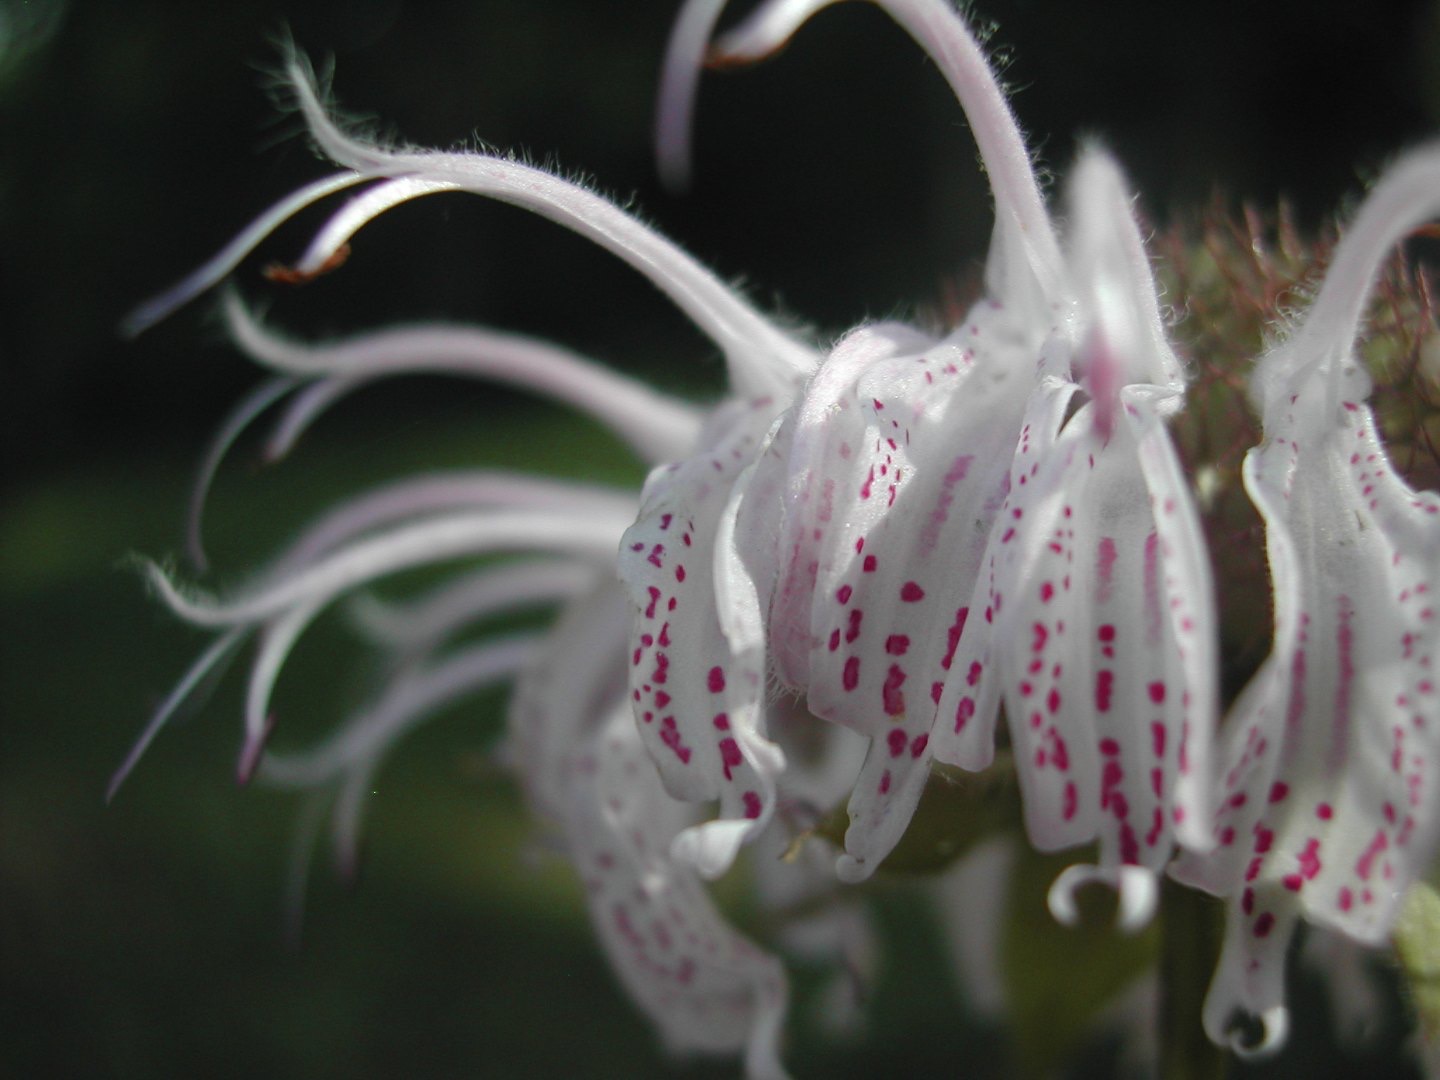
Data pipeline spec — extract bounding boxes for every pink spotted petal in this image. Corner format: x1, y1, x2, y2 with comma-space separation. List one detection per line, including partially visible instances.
567, 709, 791, 1079
618, 398, 786, 877
932, 370, 1077, 772
1175, 144, 1440, 1052
940, 153, 1216, 919
783, 316, 1039, 880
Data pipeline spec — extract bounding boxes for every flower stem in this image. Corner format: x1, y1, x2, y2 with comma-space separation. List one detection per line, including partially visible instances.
1158, 876, 1226, 1080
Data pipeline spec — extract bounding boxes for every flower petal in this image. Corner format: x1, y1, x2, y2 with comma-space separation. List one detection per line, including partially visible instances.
1175, 143, 1440, 1051
566, 708, 792, 1078
619, 398, 786, 877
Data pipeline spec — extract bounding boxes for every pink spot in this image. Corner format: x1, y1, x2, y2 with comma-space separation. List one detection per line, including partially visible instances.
878, 770, 892, 795
1095, 671, 1114, 712
885, 634, 911, 655
712, 713, 730, 730
954, 697, 975, 732
887, 728, 907, 757
1039, 581, 1055, 603
828, 629, 841, 652
1147, 681, 1166, 704
911, 733, 928, 758
863, 554, 878, 573
1032, 622, 1049, 653
843, 657, 860, 692
1253, 912, 1275, 938
647, 543, 665, 567
836, 584, 853, 604
742, 791, 762, 819
882, 664, 907, 716
1317, 802, 1333, 821
1095, 538, 1118, 602
1098, 624, 1116, 642
941, 608, 969, 669
707, 666, 726, 693
1151, 721, 1166, 757
1297, 837, 1321, 880
1062, 780, 1078, 821
1268, 782, 1289, 804
1099, 737, 1120, 756
900, 581, 925, 602
675, 564, 686, 583
1338, 886, 1354, 912
718, 737, 742, 780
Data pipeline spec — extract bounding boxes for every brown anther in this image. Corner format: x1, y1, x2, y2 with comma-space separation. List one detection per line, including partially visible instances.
262, 243, 352, 286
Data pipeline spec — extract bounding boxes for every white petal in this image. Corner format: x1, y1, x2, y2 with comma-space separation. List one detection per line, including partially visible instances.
565, 709, 792, 1078
619, 398, 784, 877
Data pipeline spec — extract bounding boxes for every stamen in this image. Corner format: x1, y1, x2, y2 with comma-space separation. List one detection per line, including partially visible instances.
655, 0, 730, 192
1262, 142, 1440, 407
261, 635, 538, 786
284, 66, 819, 396
120, 171, 367, 337
144, 509, 632, 628
224, 295, 705, 463
106, 626, 249, 801
185, 375, 300, 573
713, 0, 1063, 297
347, 560, 598, 651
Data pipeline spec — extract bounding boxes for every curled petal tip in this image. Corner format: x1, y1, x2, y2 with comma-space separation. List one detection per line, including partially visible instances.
1227, 1005, 1289, 1061
236, 715, 277, 785
670, 820, 749, 880
1046, 863, 1159, 933
834, 852, 872, 885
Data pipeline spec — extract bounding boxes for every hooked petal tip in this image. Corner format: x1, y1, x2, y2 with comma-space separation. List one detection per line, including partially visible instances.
1046, 862, 1159, 934
1226, 1005, 1290, 1061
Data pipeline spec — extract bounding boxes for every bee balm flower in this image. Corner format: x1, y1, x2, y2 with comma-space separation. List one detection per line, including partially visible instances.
1174, 144, 1440, 1058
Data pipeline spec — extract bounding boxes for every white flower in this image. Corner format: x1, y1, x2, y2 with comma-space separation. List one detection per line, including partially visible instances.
120, 2, 1440, 1071
118, 58, 816, 1077
1173, 144, 1440, 1058
663, 0, 1219, 925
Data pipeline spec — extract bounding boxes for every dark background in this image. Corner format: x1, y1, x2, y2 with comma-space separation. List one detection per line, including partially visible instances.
3, 1, 1438, 1076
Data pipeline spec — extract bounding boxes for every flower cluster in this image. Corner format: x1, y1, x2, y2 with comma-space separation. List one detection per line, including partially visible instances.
122, 0, 1440, 1074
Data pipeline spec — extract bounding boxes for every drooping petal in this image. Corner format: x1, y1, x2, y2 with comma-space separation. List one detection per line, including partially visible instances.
769, 315, 1040, 881
935, 152, 1216, 925
1174, 144, 1440, 1057
567, 708, 792, 1079
507, 586, 791, 1077
618, 397, 788, 877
